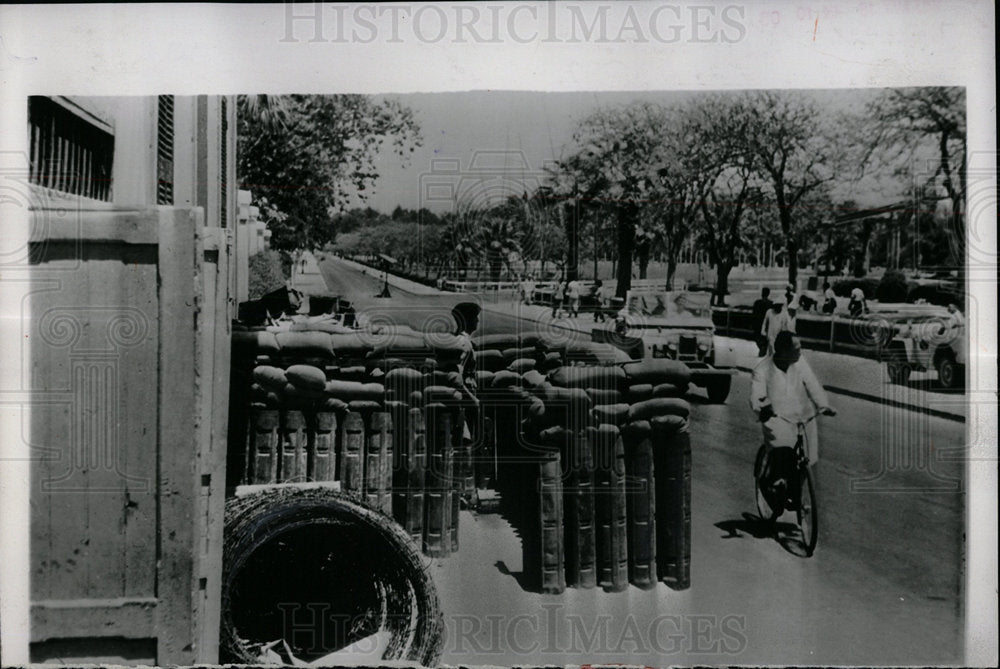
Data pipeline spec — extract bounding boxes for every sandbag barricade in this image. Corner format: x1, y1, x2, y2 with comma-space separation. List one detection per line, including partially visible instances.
230, 326, 477, 559
479, 351, 694, 593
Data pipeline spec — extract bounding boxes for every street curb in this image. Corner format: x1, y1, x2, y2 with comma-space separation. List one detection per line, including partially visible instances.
821, 385, 965, 423
481, 303, 967, 424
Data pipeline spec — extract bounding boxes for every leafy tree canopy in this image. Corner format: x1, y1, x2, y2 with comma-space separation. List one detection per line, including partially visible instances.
237, 94, 422, 251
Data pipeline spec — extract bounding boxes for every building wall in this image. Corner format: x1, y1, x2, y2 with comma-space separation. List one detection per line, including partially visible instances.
25, 94, 238, 665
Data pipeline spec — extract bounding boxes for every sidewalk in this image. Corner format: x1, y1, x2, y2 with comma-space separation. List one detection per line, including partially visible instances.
480, 299, 966, 422
289, 251, 331, 295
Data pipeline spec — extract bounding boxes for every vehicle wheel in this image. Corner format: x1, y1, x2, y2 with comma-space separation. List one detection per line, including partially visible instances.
936, 354, 963, 390
220, 488, 443, 666
796, 468, 819, 556
706, 376, 731, 403
886, 361, 911, 385
754, 445, 779, 523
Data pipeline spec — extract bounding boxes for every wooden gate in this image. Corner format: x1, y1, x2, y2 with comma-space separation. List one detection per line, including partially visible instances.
28, 205, 230, 665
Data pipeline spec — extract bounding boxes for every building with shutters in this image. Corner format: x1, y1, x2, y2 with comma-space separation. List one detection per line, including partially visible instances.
21, 95, 240, 665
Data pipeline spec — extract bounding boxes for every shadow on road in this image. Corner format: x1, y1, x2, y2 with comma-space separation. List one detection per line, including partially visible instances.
494, 560, 536, 593
715, 513, 813, 558
473, 485, 545, 594
715, 513, 776, 539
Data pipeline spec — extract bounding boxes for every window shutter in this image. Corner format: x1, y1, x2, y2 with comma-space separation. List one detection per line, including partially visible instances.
219, 97, 228, 227
156, 95, 175, 205
28, 96, 114, 201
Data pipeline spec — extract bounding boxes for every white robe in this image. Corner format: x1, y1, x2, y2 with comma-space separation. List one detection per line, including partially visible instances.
760, 309, 795, 356
750, 355, 830, 462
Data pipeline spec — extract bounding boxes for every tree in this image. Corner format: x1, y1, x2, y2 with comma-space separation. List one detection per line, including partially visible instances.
634, 225, 654, 279
742, 91, 839, 285
512, 187, 568, 278
440, 219, 477, 278
240, 94, 291, 131
238, 94, 421, 250
544, 167, 587, 282
677, 95, 763, 305
696, 167, 761, 304
862, 87, 966, 267
647, 134, 702, 290
561, 102, 675, 297
581, 206, 612, 281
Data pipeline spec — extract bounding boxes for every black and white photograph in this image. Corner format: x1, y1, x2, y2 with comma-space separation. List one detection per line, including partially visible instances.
0, 3, 996, 668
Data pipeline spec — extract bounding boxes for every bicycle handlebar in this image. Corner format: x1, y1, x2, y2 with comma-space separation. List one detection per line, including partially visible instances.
773, 410, 834, 427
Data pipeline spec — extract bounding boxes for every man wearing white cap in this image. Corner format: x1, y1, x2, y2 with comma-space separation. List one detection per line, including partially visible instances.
761, 295, 795, 356
752, 331, 836, 466
786, 294, 799, 332
848, 287, 867, 317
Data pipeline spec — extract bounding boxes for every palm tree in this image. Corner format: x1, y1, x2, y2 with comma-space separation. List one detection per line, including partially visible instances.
471, 215, 523, 282
237, 94, 291, 130
441, 220, 476, 279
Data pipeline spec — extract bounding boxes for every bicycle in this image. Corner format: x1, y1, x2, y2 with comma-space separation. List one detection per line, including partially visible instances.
753, 410, 834, 556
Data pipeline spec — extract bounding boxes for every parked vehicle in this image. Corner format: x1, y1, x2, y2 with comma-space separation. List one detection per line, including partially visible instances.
881, 313, 966, 389
592, 290, 736, 402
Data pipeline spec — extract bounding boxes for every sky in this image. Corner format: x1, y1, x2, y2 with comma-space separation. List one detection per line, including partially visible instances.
349, 87, 896, 215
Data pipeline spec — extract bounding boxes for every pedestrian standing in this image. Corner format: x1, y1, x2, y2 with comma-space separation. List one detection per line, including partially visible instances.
784, 283, 797, 311
520, 275, 535, 305
567, 278, 582, 317
751, 287, 772, 356
591, 279, 606, 322
848, 287, 867, 317
761, 296, 793, 356
786, 297, 799, 333
551, 280, 565, 318
822, 282, 837, 315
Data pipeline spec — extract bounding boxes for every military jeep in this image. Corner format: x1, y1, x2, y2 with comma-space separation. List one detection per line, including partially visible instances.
881, 310, 966, 389
592, 290, 736, 403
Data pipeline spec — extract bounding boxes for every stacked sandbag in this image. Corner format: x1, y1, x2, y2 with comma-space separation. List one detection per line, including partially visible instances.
538, 367, 609, 592
423, 389, 454, 557
379, 363, 473, 559
563, 341, 634, 366
422, 382, 460, 556
506, 369, 591, 594
243, 361, 391, 498
385, 369, 427, 545
473, 371, 497, 489
537, 425, 568, 594
228, 328, 379, 367
475, 356, 693, 593
652, 414, 691, 590
232, 324, 491, 563
618, 359, 692, 591
543, 365, 627, 593
592, 423, 628, 592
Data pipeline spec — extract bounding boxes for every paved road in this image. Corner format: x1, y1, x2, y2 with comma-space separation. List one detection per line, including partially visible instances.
318, 258, 966, 665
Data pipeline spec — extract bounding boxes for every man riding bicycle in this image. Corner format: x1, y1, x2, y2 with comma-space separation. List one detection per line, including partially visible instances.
751, 331, 836, 468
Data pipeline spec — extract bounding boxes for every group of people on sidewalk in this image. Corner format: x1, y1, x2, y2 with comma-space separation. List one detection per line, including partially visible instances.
519, 275, 610, 321
752, 286, 799, 357
750, 283, 873, 357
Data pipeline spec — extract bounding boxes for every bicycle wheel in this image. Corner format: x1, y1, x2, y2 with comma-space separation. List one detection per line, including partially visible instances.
796, 467, 819, 556
753, 445, 779, 522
